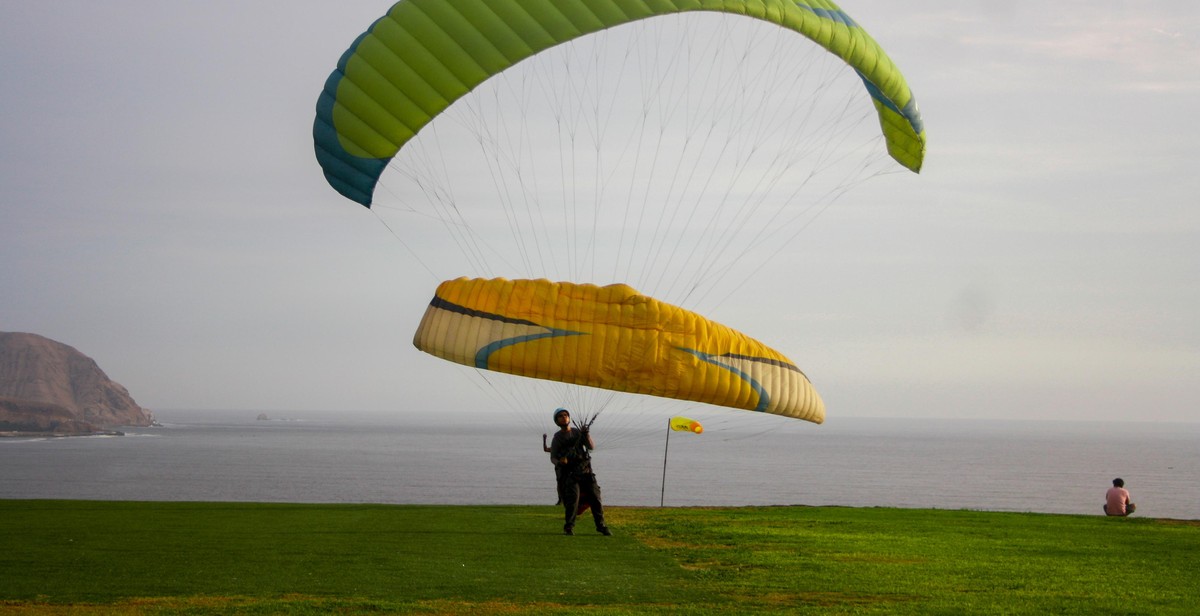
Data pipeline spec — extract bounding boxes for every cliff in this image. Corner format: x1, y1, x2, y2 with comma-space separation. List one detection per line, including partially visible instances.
0, 331, 154, 434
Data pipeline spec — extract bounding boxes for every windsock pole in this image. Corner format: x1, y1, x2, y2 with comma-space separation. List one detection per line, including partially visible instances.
660, 418, 672, 507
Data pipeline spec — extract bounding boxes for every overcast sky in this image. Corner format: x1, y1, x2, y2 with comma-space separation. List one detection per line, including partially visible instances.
2, 1, 1197, 424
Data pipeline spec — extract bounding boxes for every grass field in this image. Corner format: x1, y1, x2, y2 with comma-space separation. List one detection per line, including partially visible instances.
2, 500, 1197, 614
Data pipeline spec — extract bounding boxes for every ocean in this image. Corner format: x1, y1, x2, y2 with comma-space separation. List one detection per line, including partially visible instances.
1, 409, 1196, 520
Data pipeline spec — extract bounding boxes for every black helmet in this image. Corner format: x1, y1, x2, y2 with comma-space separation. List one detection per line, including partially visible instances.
553, 408, 570, 421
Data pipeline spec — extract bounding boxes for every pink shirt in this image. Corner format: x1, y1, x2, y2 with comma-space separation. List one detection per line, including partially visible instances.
1106, 486, 1130, 515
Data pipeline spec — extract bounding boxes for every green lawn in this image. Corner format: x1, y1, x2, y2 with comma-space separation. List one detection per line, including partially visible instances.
2, 501, 1196, 614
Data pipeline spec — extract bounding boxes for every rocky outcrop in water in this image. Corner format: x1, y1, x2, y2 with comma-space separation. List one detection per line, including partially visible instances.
0, 331, 154, 435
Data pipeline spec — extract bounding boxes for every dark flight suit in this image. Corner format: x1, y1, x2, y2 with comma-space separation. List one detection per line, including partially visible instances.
550, 428, 608, 534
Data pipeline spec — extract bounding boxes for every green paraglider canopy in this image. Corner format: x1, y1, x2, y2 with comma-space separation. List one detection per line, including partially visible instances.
313, 0, 925, 208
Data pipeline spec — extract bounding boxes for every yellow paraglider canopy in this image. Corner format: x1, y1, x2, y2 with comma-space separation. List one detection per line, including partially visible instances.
413, 277, 825, 423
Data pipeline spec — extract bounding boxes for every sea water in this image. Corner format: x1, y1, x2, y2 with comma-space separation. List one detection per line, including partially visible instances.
1, 409, 1196, 520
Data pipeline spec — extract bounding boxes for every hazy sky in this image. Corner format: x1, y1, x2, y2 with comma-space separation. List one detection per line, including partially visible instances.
2, 1, 1197, 423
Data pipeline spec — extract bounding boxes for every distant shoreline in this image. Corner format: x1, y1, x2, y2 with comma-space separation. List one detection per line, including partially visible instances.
0, 427, 126, 437
0, 429, 126, 438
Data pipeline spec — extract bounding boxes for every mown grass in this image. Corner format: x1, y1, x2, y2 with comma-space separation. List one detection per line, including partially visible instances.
1, 501, 1196, 614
